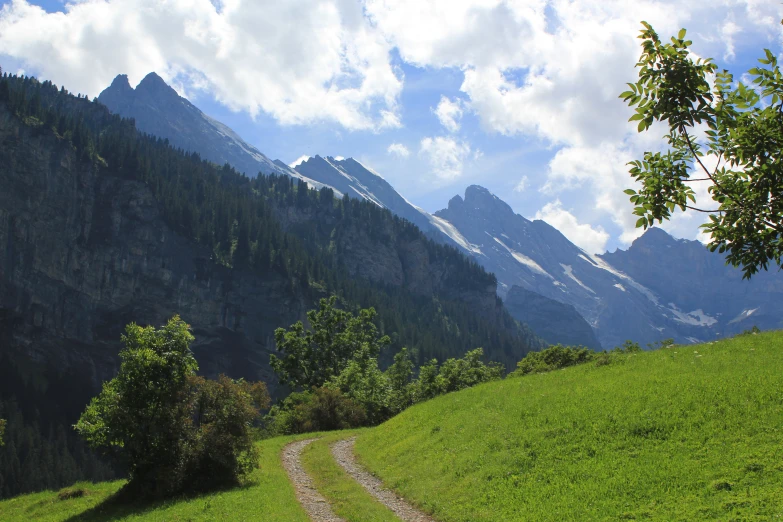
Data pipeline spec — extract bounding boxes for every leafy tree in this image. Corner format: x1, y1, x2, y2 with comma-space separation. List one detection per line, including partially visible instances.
0, 418, 5, 447
438, 348, 504, 392
386, 348, 415, 414
186, 375, 270, 488
621, 22, 783, 278
511, 344, 595, 376
271, 296, 390, 389
264, 388, 367, 435
75, 316, 197, 496
327, 344, 392, 424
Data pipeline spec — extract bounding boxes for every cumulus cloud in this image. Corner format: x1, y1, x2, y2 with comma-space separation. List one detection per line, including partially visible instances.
289, 155, 310, 168
0, 0, 403, 130
420, 136, 472, 180
365, 0, 783, 246
387, 142, 410, 158
535, 200, 610, 254
433, 96, 464, 133
513, 175, 529, 193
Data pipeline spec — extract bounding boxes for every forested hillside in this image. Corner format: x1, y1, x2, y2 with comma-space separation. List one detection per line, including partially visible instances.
0, 72, 540, 498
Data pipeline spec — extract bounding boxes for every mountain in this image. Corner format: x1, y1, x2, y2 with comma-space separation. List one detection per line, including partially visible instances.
0, 74, 542, 497
434, 185, 783, 348
503, 286, 601, 349
97, 73, 326, 189
293, 156, 447, 242
94, 72, 601, 348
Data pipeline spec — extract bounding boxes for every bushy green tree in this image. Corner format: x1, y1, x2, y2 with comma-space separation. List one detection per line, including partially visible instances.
75, 316, 197, 496
622, 22, 783, 278
264, 387, 367, 434
75, 317, 268, 497
271, 296, 390, 389
187, 375, 270, 488
386, 348, 415, 414
327, 344, 392, 424
0, 418, 5, 447
411, 349, 503, 402
511, 344, 596, 376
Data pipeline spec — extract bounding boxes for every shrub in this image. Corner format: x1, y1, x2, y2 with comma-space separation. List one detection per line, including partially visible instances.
58, 487, 86, 501
75, 316, 198, 497
264, 387, 367, 435
75, 317, 269, 498
412, 348, 503, 402
186, 375, 270, 489
511, 344, 596, 376
614, 340, 643, 353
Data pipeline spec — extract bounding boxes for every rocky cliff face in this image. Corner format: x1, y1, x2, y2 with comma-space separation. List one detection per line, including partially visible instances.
97, 73, 324, 188
0, 105, 307, 393
433, 185, 783, 348
504, 286, 601, 349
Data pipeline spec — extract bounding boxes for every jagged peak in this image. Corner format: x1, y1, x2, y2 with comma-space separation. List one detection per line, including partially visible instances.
108, 74, 132, 91
136, 72, 178, 97
462, 185, 514, 215
447, 194, 464, 209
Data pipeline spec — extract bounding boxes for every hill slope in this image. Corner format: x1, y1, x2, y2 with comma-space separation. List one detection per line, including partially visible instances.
356, 331, 783, 521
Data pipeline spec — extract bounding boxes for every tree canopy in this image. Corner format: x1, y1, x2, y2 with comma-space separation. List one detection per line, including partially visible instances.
621, 22, 783, 278
270, 296, 391, 389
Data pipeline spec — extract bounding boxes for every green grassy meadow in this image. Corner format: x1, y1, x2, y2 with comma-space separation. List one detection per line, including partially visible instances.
0, 435, 311, 522
355, 332, 783, 521
2, 332, 782, 521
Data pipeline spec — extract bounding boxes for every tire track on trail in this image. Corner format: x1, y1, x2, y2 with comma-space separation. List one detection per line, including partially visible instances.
331, 437, 436, 522
282, 438, 345, 522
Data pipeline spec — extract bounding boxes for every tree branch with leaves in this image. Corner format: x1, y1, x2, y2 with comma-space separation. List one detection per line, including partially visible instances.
621, 21, 783, 279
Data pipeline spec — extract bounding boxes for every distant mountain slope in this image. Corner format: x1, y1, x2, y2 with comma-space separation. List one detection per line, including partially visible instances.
434, 185, 783, 348
293, 155, 453, 243
504, 286, 602, 349
97, 73, 326, 189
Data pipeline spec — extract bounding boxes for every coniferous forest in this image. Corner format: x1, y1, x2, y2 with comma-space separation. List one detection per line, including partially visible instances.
0, 72, 542, 498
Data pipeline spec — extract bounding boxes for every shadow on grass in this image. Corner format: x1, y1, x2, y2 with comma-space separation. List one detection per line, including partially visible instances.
64, 480, 257, 522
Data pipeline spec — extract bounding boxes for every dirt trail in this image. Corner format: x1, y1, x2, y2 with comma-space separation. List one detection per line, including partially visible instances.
281, 438, 345, 522
331, 437, 436, 522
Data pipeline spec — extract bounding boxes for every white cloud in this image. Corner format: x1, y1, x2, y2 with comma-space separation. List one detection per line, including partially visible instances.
289, 155, 310, 168
387, 142, 410, 158
513, 175, 529, 192
535, 200, 610, 254
721, 17, 742, 61
420, 136, 472, 180
365, 0, 783, 243
433, 96, 464, 132
0, 0, 403, 130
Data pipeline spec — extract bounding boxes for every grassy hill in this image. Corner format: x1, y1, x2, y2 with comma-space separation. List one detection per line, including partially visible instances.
0, 436, 312, 522
2, 332, 781, 521
355, 331, 783, 521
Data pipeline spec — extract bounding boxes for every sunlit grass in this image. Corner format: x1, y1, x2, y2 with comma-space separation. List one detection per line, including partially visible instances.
0, 435, 312, 522
356, 332, 783, 521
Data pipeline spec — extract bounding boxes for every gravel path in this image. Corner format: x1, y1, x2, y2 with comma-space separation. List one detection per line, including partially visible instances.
282, 438, 345, 522
331, 437, 436, 522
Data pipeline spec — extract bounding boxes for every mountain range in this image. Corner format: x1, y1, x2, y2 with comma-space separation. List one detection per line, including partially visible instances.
98, 72, 783, 349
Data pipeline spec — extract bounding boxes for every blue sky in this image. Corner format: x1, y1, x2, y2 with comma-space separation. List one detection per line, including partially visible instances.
1, 0, 781, 253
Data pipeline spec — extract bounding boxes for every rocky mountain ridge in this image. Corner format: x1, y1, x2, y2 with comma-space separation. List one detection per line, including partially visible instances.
95, 72, 783, 350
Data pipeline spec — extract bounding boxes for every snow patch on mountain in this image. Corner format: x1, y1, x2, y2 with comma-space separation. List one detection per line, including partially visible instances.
493, 237, 552, 278
560, 264, 596, 294
668, 307, 718, 327
586, 253, 660, 305
429, 215, 483, 255
729, 308, 759, 324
